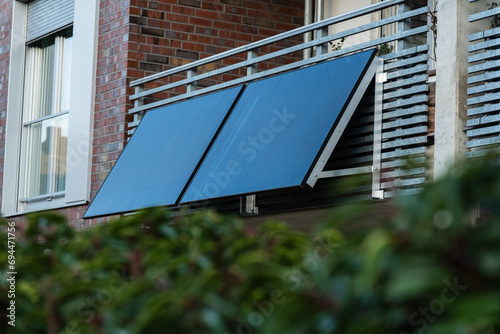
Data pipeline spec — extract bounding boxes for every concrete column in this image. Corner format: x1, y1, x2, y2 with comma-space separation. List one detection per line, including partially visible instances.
434, 0, 488, 180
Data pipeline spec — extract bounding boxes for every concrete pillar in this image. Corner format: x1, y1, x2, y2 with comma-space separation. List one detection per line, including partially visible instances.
433, 0, 487, 180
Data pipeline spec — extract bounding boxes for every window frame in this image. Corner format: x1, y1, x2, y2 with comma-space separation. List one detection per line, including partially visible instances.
2, 0, 99, 216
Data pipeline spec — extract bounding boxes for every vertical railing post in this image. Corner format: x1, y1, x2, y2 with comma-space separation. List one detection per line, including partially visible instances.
397, 2, 411, 51
372, 58, 385, 199
129, 85, 145, 138
187, 69, 197, 93
247, 49, 258, 76
316, 26, 329, 57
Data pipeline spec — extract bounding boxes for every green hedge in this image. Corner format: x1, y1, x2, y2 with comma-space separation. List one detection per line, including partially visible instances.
1, 161, 500, 333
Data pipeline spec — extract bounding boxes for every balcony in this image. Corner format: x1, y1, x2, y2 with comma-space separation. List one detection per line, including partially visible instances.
86, 0, 433, 219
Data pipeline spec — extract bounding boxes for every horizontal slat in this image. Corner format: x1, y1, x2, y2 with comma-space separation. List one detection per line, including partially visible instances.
382, 136, 428, 149
383, 187, 422, 198
467, 114, 500, 127
468, 69, 500, 84
381, 167, 426, 179
379, 44, 429, 61
468, 59, 500, 74
468, 81, 500, 95
381, 156, 426, 169
383, 94, 428, 110
467, 136, 500, 148
382, 115, 428, 130
381, 177, 427, 189
383, 84, 428, 100
468, 49, 500, 63
468, 92, 500, 105
468, 103, 500, 116
467, 147, 500, 159
386, 64, 428, 80
470, 7, 500, 22
467, 124, 500, 137
383, 74, 428, 91
384, 54, 428, 71
382, 126, 428, 140
469, 26, 500, 42
383, 105, 428, 120
468, 36, 500, 52
382, 146, 427, 159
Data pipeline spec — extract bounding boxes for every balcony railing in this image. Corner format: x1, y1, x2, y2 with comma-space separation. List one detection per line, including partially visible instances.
467, 0, 500, 159
129, 0, 431, 200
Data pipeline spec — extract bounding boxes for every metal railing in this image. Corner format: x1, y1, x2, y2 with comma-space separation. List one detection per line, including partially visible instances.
128, 0, 431, 200
467, 0, 500, 158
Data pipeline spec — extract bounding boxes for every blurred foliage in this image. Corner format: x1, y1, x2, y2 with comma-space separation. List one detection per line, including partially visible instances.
1, 160, 500, 333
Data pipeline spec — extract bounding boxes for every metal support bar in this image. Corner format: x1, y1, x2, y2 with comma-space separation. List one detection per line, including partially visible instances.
187, 69, 197, 93
247, 49, 258, 76
372, 58, 385, 199
240, 195, 259, 215
319, 166, 373, 178
397, 2, 411, 51
316, 27, 329, 56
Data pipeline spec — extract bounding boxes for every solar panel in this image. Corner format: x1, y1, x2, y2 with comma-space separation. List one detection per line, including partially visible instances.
181, 49, 377, 203
84, 85, 243, 218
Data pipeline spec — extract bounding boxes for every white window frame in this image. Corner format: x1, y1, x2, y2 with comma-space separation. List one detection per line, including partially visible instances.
2, 0, 99, 216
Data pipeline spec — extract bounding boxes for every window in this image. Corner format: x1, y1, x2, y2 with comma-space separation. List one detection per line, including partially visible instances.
2, 0, 98, 215
21, 29, 73, 202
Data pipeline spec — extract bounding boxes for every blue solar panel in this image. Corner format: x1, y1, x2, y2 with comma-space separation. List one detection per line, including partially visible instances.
84, 85, 243, 218
181, 50, 376, 203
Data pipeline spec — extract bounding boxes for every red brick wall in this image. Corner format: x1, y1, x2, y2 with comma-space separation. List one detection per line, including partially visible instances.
0, 0, 305, 229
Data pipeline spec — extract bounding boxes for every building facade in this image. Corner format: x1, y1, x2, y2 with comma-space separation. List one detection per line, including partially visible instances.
0, 0, 495, 228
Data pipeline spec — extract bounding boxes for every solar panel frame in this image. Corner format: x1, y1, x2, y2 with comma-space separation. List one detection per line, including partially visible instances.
83, 85, 244, 219
181, 49, 378, 204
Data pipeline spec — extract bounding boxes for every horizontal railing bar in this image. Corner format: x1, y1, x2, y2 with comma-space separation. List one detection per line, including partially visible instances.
468, 92, 500, 105
381, 177, 426, 189
383, 94, 428, 110
319, 166, 373, 178
130, 27, 428, 114
386, 64, 428, 80
382, 127, 428, 140
468, 36, 500, 52
467, 124, 500, 137
383, 84, 428, 100
130, 0, 406, 87
384, 53, 428, 71
468, 59, 500, 74
383, 74, 428, 90
382, 146, 427, 159
468, 69, 500, 84
469, 6, 500, 22
467, 113, 500, 127
382, 136, 428, 149
383, 105, 428, 120
467, 136, 500, 148
468, 48, 500, 63
468, 102, 500, 116
382, 115, 428, 130
469, 26, 500, 42
130, 8, 427, 101
381, 167, 426, 179
381, 156, 426, 169
379, 44, 429, 60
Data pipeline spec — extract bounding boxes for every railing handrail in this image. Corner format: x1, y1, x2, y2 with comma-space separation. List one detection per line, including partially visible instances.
129, 0, 406, 87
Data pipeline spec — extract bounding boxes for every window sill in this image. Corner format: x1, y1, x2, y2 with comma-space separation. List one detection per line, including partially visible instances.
2, 198, 87, 218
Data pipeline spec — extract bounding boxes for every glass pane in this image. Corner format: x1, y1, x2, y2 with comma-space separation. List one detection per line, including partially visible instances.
24, 114, 68, 198
60, 36, 73, 112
